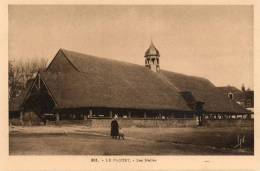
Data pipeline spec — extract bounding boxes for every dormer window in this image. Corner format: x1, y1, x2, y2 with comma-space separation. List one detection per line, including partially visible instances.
228, 92, 233, 100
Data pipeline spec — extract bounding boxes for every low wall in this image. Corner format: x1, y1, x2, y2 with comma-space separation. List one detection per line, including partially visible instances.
90, 118, 197, 128
203, 119, 254, 127
10, 117, 253, 128
48, 120, 92, 126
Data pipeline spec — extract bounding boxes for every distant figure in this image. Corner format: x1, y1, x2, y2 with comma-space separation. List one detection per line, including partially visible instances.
118, 127, 125, 140
111, 117, 119, 139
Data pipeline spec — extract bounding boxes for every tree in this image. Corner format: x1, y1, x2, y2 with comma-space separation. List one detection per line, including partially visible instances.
8, 57, 48, 103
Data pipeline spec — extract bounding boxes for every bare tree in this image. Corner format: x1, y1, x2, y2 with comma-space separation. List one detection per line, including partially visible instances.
8, 57, 48, 103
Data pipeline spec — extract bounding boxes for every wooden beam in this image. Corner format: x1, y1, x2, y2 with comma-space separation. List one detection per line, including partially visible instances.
84, 114, 88, 120
89, 109, 93, 118
56, 113, 60, 122
20, 111, 24, 125
128, 111, 131, 118
109, 111, 113, 118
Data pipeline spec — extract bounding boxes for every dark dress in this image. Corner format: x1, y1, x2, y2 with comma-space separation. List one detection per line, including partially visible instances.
111, 120, 119, 138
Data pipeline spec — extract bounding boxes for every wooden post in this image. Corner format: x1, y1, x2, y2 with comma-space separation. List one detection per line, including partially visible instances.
56, 113, 60, 122
89, 109, 93, 118
109, 111, 113, 118
20, 111, 24, 125
84, 114, 88, 120
128, 111, 131, 118
159, 113, 162, 119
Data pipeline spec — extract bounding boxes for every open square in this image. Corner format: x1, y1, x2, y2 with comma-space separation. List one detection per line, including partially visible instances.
9, 126, 253, 155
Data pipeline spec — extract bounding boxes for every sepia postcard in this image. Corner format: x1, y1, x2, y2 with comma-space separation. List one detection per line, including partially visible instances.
0, 1, 259, 171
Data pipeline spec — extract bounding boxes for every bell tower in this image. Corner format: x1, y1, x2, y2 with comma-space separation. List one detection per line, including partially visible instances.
144, 41, 160, 72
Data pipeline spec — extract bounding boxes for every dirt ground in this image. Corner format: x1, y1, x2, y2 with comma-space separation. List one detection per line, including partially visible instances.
9, 126, 254, 155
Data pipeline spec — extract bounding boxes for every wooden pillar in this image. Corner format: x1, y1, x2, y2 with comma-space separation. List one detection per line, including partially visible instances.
109, 111, 113, 118
84, 113, 88, 120
159, 113, 162, 119
128, 111, 131, 118
89, 109, 93, 118
56, 113, 60, 122
144, 112, 147, 119
20, 111, 24, 125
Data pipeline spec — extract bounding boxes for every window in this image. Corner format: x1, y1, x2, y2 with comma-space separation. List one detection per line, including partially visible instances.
228, 92, 233, 100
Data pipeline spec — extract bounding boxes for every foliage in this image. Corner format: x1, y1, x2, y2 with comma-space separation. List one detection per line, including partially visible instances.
8, 57, 48, 102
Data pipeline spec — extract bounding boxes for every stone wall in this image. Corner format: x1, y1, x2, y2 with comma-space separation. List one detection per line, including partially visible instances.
90, 118, 197, 128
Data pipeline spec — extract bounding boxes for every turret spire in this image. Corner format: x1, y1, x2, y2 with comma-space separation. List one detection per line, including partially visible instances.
144, 41, 160, 72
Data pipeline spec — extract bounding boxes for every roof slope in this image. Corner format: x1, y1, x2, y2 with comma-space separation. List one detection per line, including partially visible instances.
217, 86, 244, 101
218, 86, 254, 108
161, 71, 248, 113
40, 48, 248, 113
42, 49, 191, 111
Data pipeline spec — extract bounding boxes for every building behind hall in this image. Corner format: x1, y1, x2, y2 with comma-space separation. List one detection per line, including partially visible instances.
218, 85, 254, 113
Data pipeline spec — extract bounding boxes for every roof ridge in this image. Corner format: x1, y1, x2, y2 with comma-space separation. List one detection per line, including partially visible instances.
60, 48, 213, 85
60, 48, 146, 70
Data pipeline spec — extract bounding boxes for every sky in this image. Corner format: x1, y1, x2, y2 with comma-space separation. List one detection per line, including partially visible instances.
8, 5, 253, 89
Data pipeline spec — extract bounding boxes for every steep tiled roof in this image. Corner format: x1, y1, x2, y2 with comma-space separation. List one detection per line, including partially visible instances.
32, 48, 250, 114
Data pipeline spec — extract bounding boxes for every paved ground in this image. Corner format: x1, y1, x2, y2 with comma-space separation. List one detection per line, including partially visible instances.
9, 126, 254, 155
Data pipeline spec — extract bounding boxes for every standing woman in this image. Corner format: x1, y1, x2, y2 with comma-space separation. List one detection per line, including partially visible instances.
111, 116, 119, 139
